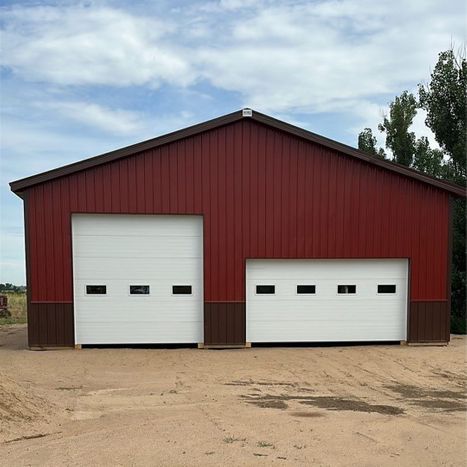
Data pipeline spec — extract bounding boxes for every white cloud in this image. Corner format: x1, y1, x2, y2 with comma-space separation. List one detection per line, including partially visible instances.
195, 0, 464, 116
219, 0, 263, 10
42, 101, 147, 135
1, 0, 463, 122
1, 5, 194, 87
198, 0, 264, 13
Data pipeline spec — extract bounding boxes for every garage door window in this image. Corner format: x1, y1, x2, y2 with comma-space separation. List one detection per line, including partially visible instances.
130, 285, 150, 295
297, 285, 316, 294
337, 285, 356, 294
173, 285, 192, 295
86, 285, 107, 295
256, 285, 275, 294
378, 284, 396, 294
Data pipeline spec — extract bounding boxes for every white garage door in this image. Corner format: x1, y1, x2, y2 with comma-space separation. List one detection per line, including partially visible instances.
72, 214, 203, 344
246, 259, 408, 343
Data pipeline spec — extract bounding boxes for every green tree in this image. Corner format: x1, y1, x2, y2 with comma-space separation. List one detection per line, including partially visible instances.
378, 91, 418, 166
419, 49, 466, 333
358, 128, 386, 159
419, 49, 467, 180
412, 137, 445, 178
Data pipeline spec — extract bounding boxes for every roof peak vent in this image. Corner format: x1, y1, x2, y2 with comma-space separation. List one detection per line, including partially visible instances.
242, 108, 253, 117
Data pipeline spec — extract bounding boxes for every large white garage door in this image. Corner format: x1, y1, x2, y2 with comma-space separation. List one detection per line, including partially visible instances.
246, 259, 408, 343
72, 215, 203, 344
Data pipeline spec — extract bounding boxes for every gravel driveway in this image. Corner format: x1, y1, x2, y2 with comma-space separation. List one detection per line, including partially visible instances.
0, 325, 465, 466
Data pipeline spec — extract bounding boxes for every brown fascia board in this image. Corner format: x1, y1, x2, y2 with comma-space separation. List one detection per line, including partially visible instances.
9, 108, 466, 198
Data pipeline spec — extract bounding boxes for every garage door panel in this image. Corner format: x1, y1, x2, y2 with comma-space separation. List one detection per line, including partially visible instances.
73, 215, 203, 344
77, 301, 203, 311
73, 214, 202, 237
76, 322, 202, 345
250, 323, 404, 342
247, 300, 406, 315
74, 235, 202, 258
74, 258, 202, 280
248, 307, 405, 326
247, 259, 408, 342
76, 306, 202, 322
247, 259, 407, 279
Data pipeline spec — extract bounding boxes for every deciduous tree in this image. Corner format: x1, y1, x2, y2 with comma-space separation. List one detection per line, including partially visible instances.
412, 137, 445, 178
358, 128, 386, 159
378, 91, 417, 166
419, 49, 467, 180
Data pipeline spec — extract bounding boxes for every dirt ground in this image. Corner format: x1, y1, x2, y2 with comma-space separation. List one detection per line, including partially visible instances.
0, 325, 465, 467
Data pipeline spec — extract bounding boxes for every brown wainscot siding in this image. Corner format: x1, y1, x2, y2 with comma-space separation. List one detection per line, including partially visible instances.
408, 301, 450, 343
28, 303, 74, 347
204, 302, 245, 345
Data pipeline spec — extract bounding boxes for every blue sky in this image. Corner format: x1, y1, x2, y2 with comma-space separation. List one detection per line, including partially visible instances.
0, 0, 465, 284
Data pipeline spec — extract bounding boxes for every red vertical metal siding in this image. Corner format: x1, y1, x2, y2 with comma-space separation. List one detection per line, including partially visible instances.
26, 119, 449, 306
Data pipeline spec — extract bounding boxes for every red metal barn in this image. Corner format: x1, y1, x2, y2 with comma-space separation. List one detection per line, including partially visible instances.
10, 110, 465, 348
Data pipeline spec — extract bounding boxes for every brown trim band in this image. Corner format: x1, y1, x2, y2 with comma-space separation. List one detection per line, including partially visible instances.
204, 302, 246, 346
10, 109, 466, 197
408, 301, 450, 343
28, 303, 74, 347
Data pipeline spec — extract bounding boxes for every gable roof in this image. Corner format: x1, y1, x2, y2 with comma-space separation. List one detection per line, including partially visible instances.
10, 109, 466, 197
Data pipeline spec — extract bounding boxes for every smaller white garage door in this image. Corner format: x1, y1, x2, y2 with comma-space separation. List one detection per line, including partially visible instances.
246, 259, 408, 343
73, 215, 203, 344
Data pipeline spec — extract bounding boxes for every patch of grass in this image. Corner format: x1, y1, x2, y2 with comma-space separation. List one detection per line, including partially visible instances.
257, 441, 275, 448
223, 436, 246, 444
0, 292, 27, 325
0, 316, 27, 325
